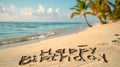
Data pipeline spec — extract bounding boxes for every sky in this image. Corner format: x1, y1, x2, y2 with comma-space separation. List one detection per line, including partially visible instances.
0, 0, 98, 22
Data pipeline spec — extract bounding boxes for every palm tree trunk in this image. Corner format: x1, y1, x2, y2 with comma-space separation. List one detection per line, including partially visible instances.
83, 14, 92, 27
98, 16, 107, 24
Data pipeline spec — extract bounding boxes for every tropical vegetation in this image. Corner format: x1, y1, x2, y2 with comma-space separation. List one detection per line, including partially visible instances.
70, 0, 120, 27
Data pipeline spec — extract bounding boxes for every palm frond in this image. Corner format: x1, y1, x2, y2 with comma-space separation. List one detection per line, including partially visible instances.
71, 12, 80, 18
107, 0, 116, 9
76, 0, 81, 3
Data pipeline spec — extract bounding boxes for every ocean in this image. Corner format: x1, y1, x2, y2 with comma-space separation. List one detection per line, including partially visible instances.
0, 22, 87, 45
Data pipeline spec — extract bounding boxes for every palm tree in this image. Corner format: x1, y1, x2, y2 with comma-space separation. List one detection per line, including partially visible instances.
111, 0, 120, 20
71, 0, 120, 25
88, 0, 114, 24
71, 0, 92, 27
101, 0, 120, 21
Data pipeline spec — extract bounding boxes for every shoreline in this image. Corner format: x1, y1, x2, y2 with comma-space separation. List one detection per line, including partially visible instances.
0, 26, 87, 49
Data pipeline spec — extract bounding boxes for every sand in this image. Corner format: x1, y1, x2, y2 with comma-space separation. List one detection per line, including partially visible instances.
0, 21, 120, 67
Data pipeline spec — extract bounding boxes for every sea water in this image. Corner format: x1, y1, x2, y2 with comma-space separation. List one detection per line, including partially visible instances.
0, 22, 87, 44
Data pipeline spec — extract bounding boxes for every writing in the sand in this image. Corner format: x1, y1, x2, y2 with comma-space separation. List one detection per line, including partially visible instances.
18, 45, 108, 65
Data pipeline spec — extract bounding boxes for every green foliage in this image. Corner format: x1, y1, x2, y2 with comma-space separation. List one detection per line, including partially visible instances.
70, 0, 92, 27
112, 6, 120, 20
70, 0, 120, 25
111, 0, 120, 20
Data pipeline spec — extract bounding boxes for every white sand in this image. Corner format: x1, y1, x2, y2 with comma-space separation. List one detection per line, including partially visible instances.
0, 21, 120, 67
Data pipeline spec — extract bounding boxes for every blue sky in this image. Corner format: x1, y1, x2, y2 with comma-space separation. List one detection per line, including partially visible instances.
0, 0, 99, 22
1, 0, 75, 12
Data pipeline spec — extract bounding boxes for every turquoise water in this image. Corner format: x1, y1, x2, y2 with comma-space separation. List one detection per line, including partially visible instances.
0, 22, 86, 41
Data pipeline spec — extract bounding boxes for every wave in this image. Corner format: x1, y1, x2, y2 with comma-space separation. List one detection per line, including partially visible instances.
0, 32, 55, 45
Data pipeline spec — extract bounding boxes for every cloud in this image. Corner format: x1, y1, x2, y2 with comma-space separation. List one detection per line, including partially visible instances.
0, 4, 17, 15
63, 13, 70, 17
20, 7, 33, 16
8, 4, 17, 15
55, 8, 60, 14
9, 4, 16, 11
0, 3, 72, 22
37, 4, 45, 14
0, 4, 7, 13
47, 8, 53, 14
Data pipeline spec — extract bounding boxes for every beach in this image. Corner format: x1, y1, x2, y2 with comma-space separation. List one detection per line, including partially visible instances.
0, 21, 120, 67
